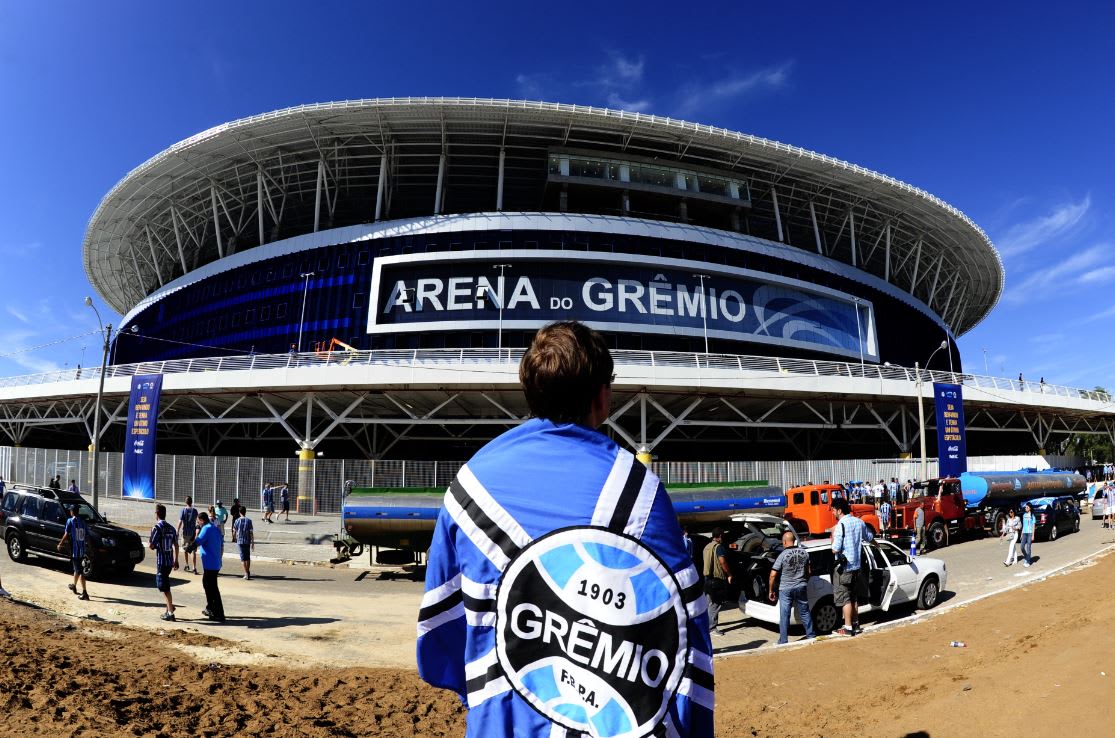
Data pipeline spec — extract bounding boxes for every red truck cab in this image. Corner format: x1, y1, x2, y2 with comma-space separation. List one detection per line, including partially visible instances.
889, 477, 979, 549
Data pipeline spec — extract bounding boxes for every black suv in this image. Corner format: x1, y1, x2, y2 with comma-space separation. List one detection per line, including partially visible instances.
0, 485, 145, 578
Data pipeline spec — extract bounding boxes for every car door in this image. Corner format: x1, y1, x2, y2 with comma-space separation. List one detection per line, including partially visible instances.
39, 500, 68, 555
875, 540, 919, 609
864, 543, 889, 612
18, 494, 45, 552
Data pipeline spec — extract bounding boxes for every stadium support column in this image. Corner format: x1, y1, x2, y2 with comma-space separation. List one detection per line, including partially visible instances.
374, 153, 387, 221
496, 148, 506, 211
809, 200, 823, 254
314, 159, 325, 232
257, 169, 266, 245
434, 153, 446, 214
297, 447, 315, 515
771, 185, 784, 242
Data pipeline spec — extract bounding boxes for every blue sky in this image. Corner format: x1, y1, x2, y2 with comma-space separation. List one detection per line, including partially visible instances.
0, 2, 1112, 389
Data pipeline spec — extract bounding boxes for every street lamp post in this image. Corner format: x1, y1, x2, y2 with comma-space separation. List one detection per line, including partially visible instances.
982, 348, 989, 375
692, 273, 710, 354
84, 297, 112, 513
493, 264, 511, 360
916, 340, 950, 481
297, 272, 315, 353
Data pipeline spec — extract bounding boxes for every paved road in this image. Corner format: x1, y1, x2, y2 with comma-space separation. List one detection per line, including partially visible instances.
1, 511, 1110, 669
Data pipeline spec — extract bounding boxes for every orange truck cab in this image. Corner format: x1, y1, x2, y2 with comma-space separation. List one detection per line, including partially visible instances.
783, 484, 881, 537
889, 477, 979, 549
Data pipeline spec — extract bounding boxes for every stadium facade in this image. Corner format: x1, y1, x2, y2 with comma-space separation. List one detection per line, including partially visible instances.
85, 99, 999, 370
6, 97, 1106, 463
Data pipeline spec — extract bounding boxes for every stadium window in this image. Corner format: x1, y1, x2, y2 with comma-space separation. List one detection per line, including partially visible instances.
300, 260, 310, 273
498, 240, 512, 250
246, 308, 256, 323
281, 264, 293, 278
450, 241, 462, 252
357, 251, 370, 265
260, 306, 271, 322
352, 293, 364, 309
266, 269, 274, 282
474, 241, 487, 250
524, 240, 539, 250
218, 316, 227, 330
231, 313, 241, 328
338, 253, 350, 269
276, 303, 288, 319
318, 257, 328, 271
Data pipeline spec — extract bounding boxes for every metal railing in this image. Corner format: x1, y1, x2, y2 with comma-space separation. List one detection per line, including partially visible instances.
0, 348, 1110, 405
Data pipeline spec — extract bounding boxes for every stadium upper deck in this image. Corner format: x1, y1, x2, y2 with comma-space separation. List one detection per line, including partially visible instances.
84, 98, 1002, 339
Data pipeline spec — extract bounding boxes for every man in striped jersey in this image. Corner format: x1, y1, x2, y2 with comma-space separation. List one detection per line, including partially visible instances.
178, 496, 199, 574
57, 505, 90, 601
150, 504, 180, 621
417, 322, 714, 738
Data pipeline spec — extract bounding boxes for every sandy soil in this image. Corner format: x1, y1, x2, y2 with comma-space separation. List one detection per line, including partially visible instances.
1, 551, 1111, 737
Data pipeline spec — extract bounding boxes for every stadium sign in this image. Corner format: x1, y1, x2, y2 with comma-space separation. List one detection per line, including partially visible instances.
368, 251, 878, 360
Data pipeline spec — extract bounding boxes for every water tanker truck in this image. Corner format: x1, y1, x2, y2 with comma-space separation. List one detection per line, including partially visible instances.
888, 470, 1086, 549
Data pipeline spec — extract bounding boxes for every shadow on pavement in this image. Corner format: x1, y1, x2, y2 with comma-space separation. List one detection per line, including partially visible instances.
213, 615, 340, 629
713, 639, 766, 655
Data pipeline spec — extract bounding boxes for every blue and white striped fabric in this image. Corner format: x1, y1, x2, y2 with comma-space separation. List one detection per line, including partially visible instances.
417, 418, 714, 738
65, 516, 88, 559
234, 516, 254, 545
179, 506, 199, 538
150, 520, 178, 568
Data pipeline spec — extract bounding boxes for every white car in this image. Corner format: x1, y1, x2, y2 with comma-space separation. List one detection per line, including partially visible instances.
744, 537, 948, 635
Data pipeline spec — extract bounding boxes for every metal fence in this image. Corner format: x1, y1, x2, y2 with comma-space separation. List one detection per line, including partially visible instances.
0, 444, 1080, 527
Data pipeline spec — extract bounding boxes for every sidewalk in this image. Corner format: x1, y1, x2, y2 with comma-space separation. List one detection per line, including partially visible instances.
97, 496, 344, 564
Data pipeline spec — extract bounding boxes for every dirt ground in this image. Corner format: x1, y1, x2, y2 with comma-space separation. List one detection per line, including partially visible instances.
2, 551, 1112, 737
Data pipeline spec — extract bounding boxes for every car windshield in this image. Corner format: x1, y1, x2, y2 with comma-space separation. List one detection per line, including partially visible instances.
754, 522, 786, 537
874, 541, 909, 567
64, 500, 104, 524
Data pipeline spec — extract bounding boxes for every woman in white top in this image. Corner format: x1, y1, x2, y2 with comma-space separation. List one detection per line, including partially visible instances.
1001, 508, 1022, 566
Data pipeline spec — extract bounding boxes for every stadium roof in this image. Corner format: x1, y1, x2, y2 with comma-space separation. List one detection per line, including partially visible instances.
83, 97, 1003, 333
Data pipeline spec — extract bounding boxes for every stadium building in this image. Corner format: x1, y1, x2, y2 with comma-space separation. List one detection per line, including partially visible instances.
2, 98, 1111, 463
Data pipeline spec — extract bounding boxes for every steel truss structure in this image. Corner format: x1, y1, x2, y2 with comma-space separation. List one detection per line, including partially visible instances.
84, 98, 1002, 336
0, 349, 1111, 460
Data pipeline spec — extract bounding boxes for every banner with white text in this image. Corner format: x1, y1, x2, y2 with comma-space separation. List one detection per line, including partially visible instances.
122, 374, 162, 500
933, 382, 967, 478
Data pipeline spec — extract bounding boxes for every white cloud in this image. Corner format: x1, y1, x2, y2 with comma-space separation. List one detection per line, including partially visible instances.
996, 196, 1090, 259
1003, 244, 1110, 303
514, 73, 548, 99
1078, 266, 1115, 284
6, 306, 29, 324
0, 241, 42, 257
600, 53, 644, 86
606, 92, 652, 113
1080, 303, 1115, 325
674, 62, 792, 118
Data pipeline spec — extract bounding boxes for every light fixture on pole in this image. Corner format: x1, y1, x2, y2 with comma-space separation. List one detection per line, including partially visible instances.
982, 347, 989, 375
297, 272, 315, 353
943, 330, 955, 375
916, 340, 950, 482
84, 297, 112, 513
492, 264, 511, 359
692, 273, 710, 354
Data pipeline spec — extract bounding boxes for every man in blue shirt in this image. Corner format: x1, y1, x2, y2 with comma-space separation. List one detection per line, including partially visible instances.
193, 511, 225, 621
830, 498, 873, 637
150, 504, 180, 621
1020, 502, 1035, 568
262, 483, 275, 524
418, 322, 714, 738
56, 505, 90, 601
279, 483, 291, 521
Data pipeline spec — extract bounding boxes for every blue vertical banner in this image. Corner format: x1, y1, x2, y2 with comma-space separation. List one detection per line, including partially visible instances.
122, 374, 163, 500
933, 382, 967, 478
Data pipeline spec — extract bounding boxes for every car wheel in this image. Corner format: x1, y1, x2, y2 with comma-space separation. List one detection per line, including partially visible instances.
1074, 517, 1080, 533
1049, 524, 1058, 542
80, 555, 97, 580
6, 533, 27, 562
927, 521, 946, 549
350, 543, 364, 557
749, 574, 767, 601
811, 598, 840, 635
917, 576, 940, 610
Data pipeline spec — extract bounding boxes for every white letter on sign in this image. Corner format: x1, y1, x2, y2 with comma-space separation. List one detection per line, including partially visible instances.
583, 278, 613, 311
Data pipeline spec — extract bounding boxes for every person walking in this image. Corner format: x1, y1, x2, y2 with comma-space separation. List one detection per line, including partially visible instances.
233, 506, 255, 580
1106, 483, 1115, 529
193, 512, 225, 622
178, 496, 200, 574
416, 321, 714, 738
67, 479, 79, 493
262, 483, 275, 524
149, 504, 179, 621
56, 504, 90, 600
879, 492, 892, 535
279, 483, 291, 522
703, 527, 732, 636
831, 497, 873, 636
768, 530, 815, 644
213, 500, 229, 542
913, 504, 926, 555
1001, 508, 1021, 566
1020, 502, 1035, 568
229, 497, 242, 535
